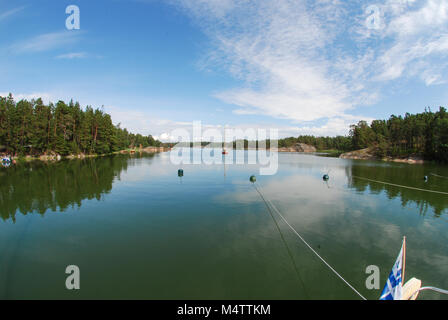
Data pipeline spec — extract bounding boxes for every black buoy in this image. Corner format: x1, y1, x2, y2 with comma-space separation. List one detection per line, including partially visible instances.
323, 174, 329, 181
178, 169, 184, 177
250, 175, 256, 183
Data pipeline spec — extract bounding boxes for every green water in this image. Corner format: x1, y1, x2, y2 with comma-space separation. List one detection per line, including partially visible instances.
1, 151, 448, 300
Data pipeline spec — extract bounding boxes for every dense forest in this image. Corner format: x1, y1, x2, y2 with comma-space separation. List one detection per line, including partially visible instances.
349, 107, 448, 162
278, 135, 352, 151
278, 107, 448, 162
0, 94, 161, 156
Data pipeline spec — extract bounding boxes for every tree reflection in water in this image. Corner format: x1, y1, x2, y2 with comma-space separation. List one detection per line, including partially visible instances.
0, 153, 155, 222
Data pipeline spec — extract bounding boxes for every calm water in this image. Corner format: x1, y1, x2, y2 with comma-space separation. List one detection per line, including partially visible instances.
1, 151, 448, 300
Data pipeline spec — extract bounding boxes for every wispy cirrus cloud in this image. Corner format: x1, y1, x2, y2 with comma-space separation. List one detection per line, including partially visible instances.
374, 0, 448, 84
9, 31, 82, 54
55, 52, 103, 60
170, 0, 448, 135
55, 52, 88, 59
0, 6, 25, 22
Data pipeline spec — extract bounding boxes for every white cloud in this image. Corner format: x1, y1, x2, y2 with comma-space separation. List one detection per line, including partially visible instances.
172, 0, 369, 126
385, 0, 447, 38
9, 31, 82, 54
0, 6, 25, 22
5, 1, 446, 138
55, 52, 103, 60
169, 0, 448, 135
105, 104, 373, 140
375, 0, 448, 81
104, 106, 197, 140
55, 52, 87, 59
295, 115, 376, 137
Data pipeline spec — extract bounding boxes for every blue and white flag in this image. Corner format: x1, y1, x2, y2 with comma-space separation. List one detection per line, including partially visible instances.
380, 243, 404, 300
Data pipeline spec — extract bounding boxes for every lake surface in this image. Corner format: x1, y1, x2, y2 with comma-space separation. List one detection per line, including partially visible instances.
1, 151, 448, 300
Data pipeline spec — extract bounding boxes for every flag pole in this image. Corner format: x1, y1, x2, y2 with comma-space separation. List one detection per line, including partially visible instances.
402, 236, 406, 285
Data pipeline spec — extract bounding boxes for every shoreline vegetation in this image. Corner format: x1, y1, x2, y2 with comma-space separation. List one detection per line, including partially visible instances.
273, 106, 448, 164
16, 146, 171, 162
0, 94, 169, 162
178, 106, 448, 164
179, 106, 448, 164
338, 148, 425, 164
2, 94, 447, 165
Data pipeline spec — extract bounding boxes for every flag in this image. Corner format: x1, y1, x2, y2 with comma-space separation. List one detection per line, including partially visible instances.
380, 241, 404, 300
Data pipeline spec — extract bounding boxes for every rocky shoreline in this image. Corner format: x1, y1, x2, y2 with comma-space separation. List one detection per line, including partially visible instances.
339, 148, 425, 164
4, 147, 170, 163
275, 143, 317, 153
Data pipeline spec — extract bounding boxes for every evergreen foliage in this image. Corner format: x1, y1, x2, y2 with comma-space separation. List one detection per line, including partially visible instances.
0, 94, 160, 156
349, 107, 448, 161
278, 107, 448, 162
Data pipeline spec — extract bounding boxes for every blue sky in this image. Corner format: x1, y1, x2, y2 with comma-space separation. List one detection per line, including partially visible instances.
1, 0, 447, 140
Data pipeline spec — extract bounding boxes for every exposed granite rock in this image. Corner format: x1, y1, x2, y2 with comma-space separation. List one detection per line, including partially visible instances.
295, 143, 316, 152
142, 146, 169, 153
277, 143, 316, 153
388, 156, 424, 164
339, 148, 376, 160
339, 148, 425, 164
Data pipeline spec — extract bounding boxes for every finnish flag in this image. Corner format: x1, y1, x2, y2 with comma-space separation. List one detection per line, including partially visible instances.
380, 243, 404, 300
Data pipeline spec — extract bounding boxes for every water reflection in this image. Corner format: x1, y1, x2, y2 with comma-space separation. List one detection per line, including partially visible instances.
0, 154, 155, 222
0, 152, 447, 299
215, 157, 448, 298
1, 152, 447, 223
347, 162, 448, 217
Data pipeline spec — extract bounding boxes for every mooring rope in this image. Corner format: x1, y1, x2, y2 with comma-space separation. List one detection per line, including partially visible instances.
322, 177, 448, 224
351, 176, 448, 195
430, 173, 448, 179
253, 184, 310, 298
253, 183, 367, 300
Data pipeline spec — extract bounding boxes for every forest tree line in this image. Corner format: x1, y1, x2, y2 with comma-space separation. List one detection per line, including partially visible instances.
2, 93, 447, 162
177, 107, 448, 163
349, 107, 448, 162
278, 107, 448, 162
0, 94, 161, 156
277, 135, 352, 151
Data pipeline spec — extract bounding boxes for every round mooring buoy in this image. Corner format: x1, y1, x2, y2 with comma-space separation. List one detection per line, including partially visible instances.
178, 169, 184, 177
323, 174, 329, 181
250, 175, 256, 183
